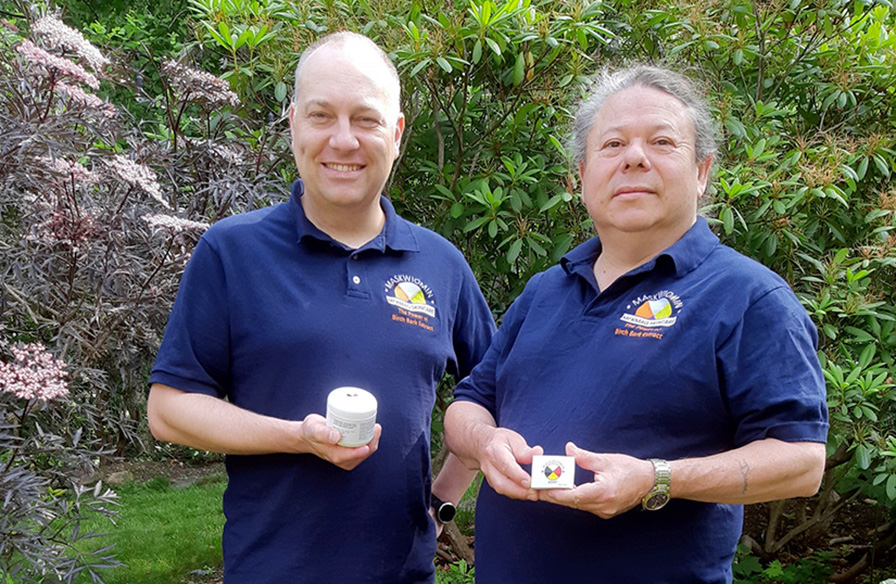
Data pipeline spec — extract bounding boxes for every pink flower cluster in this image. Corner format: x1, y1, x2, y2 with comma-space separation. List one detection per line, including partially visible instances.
55, 81, 116, 118
32, 14, 109, 72
31, 207, 101, 250
162, 60, 240, 108
142, 213, 210, 232
39, 156, 101, 185
0, 343, 69, 401
106, 155, 170, 209
16, 38, 99, 89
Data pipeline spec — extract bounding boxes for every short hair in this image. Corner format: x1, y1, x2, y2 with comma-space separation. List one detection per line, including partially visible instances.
292, 31, 401, 110
570, 65, 718, 168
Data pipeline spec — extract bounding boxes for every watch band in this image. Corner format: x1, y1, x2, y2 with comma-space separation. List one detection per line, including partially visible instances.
641, 458, 672, 511
430, 494, 457, 523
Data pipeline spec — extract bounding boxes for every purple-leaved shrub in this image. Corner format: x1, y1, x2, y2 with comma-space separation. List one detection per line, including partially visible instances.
0, 335, 120, 583
0, 4, 290, 581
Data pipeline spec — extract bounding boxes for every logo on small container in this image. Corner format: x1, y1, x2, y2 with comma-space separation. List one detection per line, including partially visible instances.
531, 455, 575, 489
544, 463, 564, 480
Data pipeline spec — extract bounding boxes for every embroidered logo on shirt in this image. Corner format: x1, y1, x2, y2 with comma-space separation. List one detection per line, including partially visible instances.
384, 274, 436, 332
615, 290, 683, 340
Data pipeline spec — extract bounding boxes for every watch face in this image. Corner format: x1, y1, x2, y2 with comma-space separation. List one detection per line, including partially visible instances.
644, 492, 669, 511
437, 503, 456, 523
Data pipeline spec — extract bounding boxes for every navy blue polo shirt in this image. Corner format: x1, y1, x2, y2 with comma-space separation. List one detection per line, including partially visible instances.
150, 180, 495, 583
454, 218, 828, 584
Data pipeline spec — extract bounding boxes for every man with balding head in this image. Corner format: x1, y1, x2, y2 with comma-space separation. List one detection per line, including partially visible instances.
148, 32, 494, 583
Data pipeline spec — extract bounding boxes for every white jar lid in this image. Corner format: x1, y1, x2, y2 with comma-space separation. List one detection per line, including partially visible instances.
327, 387, 377, 420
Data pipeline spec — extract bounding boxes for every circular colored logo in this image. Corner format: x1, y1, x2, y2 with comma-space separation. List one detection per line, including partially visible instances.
544, 464, 563, 480
635, 297, 673, 320
394, 282, 427, 304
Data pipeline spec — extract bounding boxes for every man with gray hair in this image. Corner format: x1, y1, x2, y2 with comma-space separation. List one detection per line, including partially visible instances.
445, 65, 828, 583
148, 32, 494, 583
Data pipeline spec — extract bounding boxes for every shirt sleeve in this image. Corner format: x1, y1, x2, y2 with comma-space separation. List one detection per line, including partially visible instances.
718, 286, 829, 446
448, 262, 497, 382
453, 273, 543, 419
148, 237, 232, 398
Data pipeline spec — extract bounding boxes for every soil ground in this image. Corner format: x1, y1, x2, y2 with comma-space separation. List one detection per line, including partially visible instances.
101, 459, 226, 487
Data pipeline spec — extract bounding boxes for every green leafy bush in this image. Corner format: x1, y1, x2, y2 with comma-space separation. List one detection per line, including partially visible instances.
182, 0, 896, 576
436, 559, 475, 584
734, 545, 835, 583
629, 1, 896, 567
6, 0, 896, 579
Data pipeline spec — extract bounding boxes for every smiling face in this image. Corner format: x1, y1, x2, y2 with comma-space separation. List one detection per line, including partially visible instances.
289, 41, 404, 224
578, 85, 712, 247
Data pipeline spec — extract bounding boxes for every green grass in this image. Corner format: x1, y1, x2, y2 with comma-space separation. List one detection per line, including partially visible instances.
76, 474, 226, 584
75, 469, 479, 584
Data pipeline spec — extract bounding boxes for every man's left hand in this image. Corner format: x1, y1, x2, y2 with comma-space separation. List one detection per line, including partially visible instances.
539, 442, 654, 519
428, 506, 444, 538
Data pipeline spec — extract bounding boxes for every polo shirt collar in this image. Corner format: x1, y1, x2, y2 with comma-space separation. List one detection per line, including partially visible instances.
561, 217, 720, 281
289, 179, 419, 253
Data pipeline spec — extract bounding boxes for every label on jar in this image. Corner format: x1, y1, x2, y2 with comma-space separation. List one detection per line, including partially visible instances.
325, 387, 377, 447
328, 414, 376, 447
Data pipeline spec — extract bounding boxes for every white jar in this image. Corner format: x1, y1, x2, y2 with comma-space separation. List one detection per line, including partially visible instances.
326, 387, 377, 447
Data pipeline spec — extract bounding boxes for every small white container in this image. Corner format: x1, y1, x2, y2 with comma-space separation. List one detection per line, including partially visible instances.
326, 387, 377, 447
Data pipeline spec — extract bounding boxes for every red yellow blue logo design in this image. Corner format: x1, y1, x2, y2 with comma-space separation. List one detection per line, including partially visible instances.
531, 455, 575, 489
544, 464, 563, 480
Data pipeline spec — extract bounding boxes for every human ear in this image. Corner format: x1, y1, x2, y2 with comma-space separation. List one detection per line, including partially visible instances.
696, 154, 713, 197
287, 103, 296, 150
393, 113, 406, 158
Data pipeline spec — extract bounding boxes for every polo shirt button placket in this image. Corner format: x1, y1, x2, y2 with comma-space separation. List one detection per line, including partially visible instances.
346, 254, 369, 299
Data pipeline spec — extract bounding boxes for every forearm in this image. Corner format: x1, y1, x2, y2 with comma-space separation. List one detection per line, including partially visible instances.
444, 400, 542, 500
443, 400, 498, 471
432, 452, 478, 504
669, 438, 826, 505
542, 439, 826, 518
147, 383, 303, 455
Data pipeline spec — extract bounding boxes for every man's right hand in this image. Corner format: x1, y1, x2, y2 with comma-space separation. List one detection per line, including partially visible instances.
299, 413, 382, 471
476, 426, 542, 501
148, 384, 382, 468
444, 400, 542, 501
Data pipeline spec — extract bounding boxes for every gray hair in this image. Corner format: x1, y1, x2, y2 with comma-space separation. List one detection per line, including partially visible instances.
571, 65, 718, 168
292, 31, 401, 110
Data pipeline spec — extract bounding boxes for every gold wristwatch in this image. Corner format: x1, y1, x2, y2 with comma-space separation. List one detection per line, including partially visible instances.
641, 458, 671, 511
